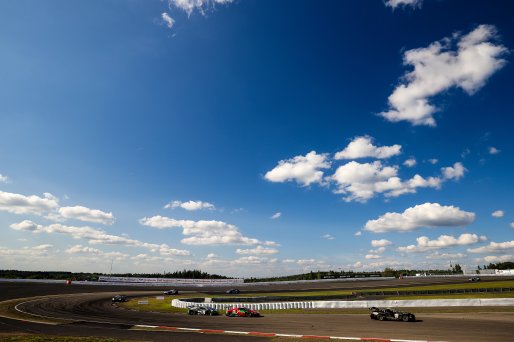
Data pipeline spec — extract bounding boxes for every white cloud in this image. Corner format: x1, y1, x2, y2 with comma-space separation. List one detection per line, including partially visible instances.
380, 25, 507, 126
168, 0, 234, 16
0, 174, 8, 183
385, 0, 423, 9
265, 151, 330, 187
322, 234, 335, 240
365, 254, 381, 259
235, 245, 279, 255
233, 256, 277, 265
492, 210, 504, 218
331, 161, 441, 202
369, 247, 386, 254
10, 220, 190, 256
0, 191, 59, 215
65, 245, 128, 260
164, 200, 215, 211
398, 233, 486, 252
489, 147, 500, 155
483, 255, 513, 263
354, 231, 362, 237
364, 202, 475, 233
468, 240, 514, 254
161, 12, 175, 28
441, 162, 466, 180
140, 215, 274, 246
511, 222, 514, 229
334, 136, 401, 160
425, 252, 466, 260
353, 261, 363, 269
403, 158, 417, 167
371, 239, 392, 247
58, 206, 114, 225
428, 158, 438, 164
270, 212, 282, 219
0, 244, 53, 258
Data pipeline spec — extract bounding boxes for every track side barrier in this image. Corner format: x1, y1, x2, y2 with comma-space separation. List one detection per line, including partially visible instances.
172, 298, 514, 310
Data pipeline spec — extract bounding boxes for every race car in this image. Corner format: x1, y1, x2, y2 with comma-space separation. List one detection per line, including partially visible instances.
225, 307, 260, 317
187, 305, 219, 316
369, 307, 415, 322
164, 289, 179, 295
111, 294, 128, 303
225, 289, 240, 294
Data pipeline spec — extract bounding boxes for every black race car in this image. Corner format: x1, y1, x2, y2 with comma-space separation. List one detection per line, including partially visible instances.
369, 307, 415, 322
164, 289, 179, 295
226, 289, 240, 294
187, 305, 219, 316
111, 294, 128, 303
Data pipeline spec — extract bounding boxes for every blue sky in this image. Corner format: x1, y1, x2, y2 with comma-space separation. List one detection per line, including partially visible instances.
0, 0, 513, 277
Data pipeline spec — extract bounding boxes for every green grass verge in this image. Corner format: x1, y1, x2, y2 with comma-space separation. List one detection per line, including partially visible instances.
358, 280, 514, 293
384, 292, 514, 300
118, 296, 188, 314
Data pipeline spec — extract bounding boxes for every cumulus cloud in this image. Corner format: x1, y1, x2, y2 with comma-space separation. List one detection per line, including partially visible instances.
371, 239, 392, 247
511, 222, 514, 229
385, 0, 423, 9
0, 244, 53, 258
0, 174, 8, 183
140, 215, 273, 246
354, 231, 362, 237
468, 240, 514, 254
0, 191, 59, 215
270, 212, 282, 219
334, 136, 401, 160
331, 161, 441, 202
425, 252, 466, 260
483, 255, 513, 263
365, 254, 381, 259
369, 247, 386, 254
164, 200, 215, 211
441, 162, 466, 180
492, 210, 504, 218
233, 256, 278, 265
398, 233, 486, 252
364, 202, 475, 233
380, 25, 507, 126
403, 158, 417, 167
58, 206, 114, 225
168, 0, 234, 16
65, 245, 128, 260
428, 159, 438, 165
322, 234, 335, 240
265, 151, 330, 186
489, 147, 501, 155
161, 12, 175, 28
235, 245, 279, 255
10, 220, 190, 256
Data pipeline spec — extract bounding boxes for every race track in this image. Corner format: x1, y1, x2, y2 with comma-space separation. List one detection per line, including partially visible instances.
2, 279, 514, 341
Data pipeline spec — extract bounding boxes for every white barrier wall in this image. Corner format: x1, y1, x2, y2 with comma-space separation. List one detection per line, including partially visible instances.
98, 276, 244, 284
172, 298, 514, 310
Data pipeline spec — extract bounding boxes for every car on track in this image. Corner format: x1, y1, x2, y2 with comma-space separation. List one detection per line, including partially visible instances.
225, 288, 240, 294
225, 307, 260, 317
469, 276, 481, 282
111, 294, 128, 303
369, 307, 415, 322
164, 289, 179, 295
187, 305, 219, 316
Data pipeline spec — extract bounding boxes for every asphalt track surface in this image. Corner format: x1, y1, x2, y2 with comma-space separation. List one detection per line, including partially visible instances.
2, 278, 514, 341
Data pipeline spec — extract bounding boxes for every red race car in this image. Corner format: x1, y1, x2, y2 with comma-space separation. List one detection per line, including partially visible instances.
225, 307, 261, 317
